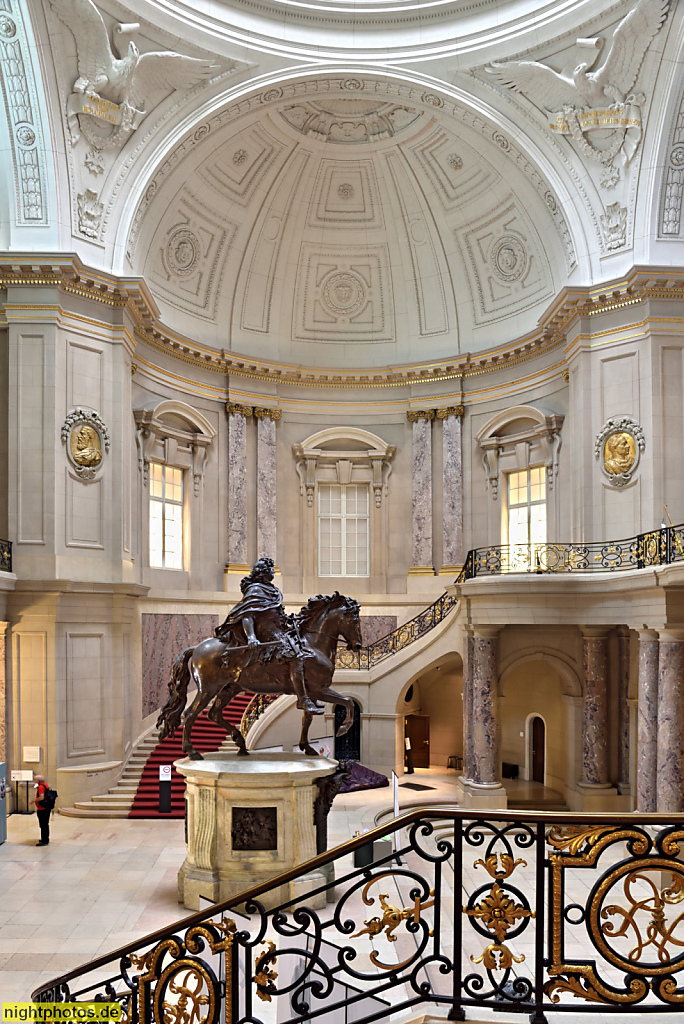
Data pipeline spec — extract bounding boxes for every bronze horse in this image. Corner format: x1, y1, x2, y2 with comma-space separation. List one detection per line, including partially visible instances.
156, 592, 362, 759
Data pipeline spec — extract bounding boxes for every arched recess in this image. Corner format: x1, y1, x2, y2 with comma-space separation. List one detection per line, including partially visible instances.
395, 652, 463, 771
499, 653, 580, 802
293, 426, 395, 591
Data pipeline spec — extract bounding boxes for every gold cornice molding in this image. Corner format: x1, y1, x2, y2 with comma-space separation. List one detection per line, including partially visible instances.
3, 257, 684, 390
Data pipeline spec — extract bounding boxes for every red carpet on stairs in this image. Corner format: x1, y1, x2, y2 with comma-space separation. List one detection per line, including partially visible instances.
128, 693, 253, 818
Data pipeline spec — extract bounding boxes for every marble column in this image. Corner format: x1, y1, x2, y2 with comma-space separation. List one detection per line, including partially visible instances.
579, 629, 611, 788
470, 628, 500, 786
255, 407, 280, 562
438, 406, 464, 570
226, 403, 252, 572
636, 629, 659, 812
616, 626, 631, 794
0, 622, 7, 764
461, 631, 474, 781
407, 410, 434, 573
657, 630, 684, 812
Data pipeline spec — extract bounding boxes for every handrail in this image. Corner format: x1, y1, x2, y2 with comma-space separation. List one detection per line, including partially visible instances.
334, 587, 458, 669
0, 538, 11, 573
240, 692, 280, 736
32, 805, 684, 1010
459, 521, 684, 579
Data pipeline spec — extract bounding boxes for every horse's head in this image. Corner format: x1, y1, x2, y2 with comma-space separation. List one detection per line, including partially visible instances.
330, 591, 363, 651
298, 591, 363, 651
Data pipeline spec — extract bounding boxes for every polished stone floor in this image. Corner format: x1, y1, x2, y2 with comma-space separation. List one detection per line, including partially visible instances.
0, 768, 677, 1021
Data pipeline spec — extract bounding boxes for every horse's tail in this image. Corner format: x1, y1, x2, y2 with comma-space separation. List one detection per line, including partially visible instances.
156, 646, 194, 740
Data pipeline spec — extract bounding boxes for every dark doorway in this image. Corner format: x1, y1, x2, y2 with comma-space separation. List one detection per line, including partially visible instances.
531, 716, 545, 784
405, 714, 430, 769
335, 701, 361, 761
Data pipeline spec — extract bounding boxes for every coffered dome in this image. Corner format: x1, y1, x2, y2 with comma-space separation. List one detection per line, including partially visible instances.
130, 76, 574, 369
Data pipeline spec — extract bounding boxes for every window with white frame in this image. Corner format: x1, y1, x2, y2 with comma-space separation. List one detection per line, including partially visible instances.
149, 463, 184, 569
506, 467, 546, 549
318, 484, 369, 577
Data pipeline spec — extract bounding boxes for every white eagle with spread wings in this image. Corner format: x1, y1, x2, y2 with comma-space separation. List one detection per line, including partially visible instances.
48, 0, 219, 114
487, 0, 668, 111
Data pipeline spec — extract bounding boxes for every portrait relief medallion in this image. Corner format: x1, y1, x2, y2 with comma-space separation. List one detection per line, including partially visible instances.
70, 423, 102, 467
61, 407, 110, 481
603, 431, 636, 476
594, 416, 645, 487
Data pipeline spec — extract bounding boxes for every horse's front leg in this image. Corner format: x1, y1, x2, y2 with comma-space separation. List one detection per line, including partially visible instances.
318, 688, 354, 736
298, 710, 318, 757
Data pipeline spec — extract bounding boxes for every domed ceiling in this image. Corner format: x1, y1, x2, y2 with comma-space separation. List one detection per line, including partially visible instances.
130, 77, 575, 369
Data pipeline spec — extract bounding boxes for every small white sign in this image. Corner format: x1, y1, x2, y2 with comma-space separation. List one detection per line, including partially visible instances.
23, 746, 41, 763
404, 737, 411, 750
159, 765, 172, 781
11, 770, 34, 782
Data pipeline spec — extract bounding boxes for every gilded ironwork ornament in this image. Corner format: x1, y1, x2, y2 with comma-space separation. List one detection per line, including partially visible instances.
254, 941, 278, 1002
594, 415, 645, 486
61, 407, 110, 480
351, 873, 435, 969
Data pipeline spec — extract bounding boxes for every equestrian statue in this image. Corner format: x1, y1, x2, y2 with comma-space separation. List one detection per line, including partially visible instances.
156, 557, 363, 760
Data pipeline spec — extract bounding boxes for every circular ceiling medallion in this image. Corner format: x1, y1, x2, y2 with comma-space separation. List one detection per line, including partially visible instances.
321, 271, 366, 317
166, 229, 201, 277
491, 235, 528, 282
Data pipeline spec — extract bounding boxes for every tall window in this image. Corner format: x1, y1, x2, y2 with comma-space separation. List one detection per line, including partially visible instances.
507, 467, 546, 548
149, 463, 184, 569
318, 484, 369, 577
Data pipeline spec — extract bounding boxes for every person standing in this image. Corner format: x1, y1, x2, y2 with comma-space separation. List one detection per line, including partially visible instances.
31, 775, 51, 846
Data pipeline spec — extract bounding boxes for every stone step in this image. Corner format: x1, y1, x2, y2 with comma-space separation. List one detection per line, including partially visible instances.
91, 793, 134, 804
110, 784, 139, 793
60, 804, 132, 819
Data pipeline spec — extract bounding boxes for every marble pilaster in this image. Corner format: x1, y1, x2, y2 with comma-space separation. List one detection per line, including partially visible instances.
579, 629, 610, 788
458, 627, 506, 808
0, 622, 6, 763
438, 407, 464, 570
255, 408, 280, 562
226, 403, 251, 571
461, 631, 474, 781
657, 630, 684, 813
408, 411, 434, 572
636, 629, 659, 813
616, 626, 631, 794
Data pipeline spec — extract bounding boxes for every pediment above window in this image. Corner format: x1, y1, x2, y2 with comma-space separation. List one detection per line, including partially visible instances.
292, 427, 395, 508
475, 405, 564, 500
134, 399, 216, 496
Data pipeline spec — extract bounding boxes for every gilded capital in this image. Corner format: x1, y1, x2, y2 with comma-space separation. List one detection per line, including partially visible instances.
436, 405, 464, 419
254, 407, 282, 421
226, 402, 253, 418
407, 409, 435, 422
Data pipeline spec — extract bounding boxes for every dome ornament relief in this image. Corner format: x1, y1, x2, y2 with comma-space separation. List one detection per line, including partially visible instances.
595, 416, 645, 487
486, 0, 669, 189
279, 99, 422, 144
490, 236, 528, 283
164, 229, 201, 277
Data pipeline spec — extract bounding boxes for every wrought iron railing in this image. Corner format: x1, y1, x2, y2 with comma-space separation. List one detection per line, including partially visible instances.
240, 693, 280, 737
459, 523, 684, 579
32, 807, 684, 1021
334, 589, 458, 669
0, 538, 11, 573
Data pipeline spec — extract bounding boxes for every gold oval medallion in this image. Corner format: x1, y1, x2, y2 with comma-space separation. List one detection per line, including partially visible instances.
70, 423, 102, 467
603, 431, 635, 476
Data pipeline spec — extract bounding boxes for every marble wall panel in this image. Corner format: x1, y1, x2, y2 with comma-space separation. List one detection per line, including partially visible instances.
442, 414, 463, 566
360, 616, 397, 646
228, 412, 248, 566
142, 614, 219, 718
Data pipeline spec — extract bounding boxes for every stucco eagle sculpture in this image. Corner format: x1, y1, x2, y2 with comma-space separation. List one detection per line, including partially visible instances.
48, 0, 219, 115
486, 0, 668, 111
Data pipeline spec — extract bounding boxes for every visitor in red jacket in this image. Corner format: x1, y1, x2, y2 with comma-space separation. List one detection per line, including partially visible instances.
31, 775, 51, 846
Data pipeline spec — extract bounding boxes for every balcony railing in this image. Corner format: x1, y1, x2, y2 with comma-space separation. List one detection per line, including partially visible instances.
0, 538, 11, 573
459, 522, 684, 579
33, 807, 684, 1021
334, 589, 458, 670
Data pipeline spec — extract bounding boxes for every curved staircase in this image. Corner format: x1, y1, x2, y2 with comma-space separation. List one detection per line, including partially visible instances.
60, 694, 252, 819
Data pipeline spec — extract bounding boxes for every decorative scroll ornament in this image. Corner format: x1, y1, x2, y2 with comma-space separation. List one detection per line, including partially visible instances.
61, 407, 110, 480
486, 0, 668, 187
595, 415, 645, 486
48, 0, 221, 163
352, 874, 435, 969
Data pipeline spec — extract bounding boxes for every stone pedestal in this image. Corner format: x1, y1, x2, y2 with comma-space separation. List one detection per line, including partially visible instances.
176, 752, 337, 911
